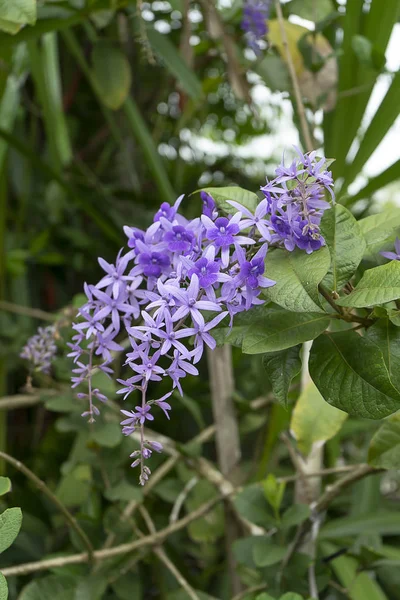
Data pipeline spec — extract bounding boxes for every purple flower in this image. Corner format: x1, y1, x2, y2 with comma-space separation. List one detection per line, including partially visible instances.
20, 325, 57, 374
91, 288, 138, 333
120, 409, 138, 435
201, 191, 218, 219
241, 0, 271, 54
186, 312, 229, 363
164, 225, 194, 254
381, 238, 400, 261
153, 392, 173, 419
166, 274, 221, 327
202, 212, 255, 267
137, 252, 170, 279
134, 404, 154, 424
129, 349, 165, 382
148, 311, 193, 358
96, 249, 135, 299
227, 199, 271, 241
123, 226, 144, 250
153, 195, 184, 222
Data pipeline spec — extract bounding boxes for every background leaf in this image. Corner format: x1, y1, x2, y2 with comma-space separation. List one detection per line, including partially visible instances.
92, 42, 132, 111
337, 261, 400, 307
262, 345, 301, 407
0, 507, 22, 554
290, 381, 347, 455
368, 413, 400, 469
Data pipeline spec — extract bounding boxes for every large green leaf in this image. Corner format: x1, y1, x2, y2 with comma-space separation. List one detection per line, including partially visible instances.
290, 381, 347, 455
92, 42, 132, 110
0, 573, 7, 600
368, 413, 400, 469
199, 186, 258, 215
262, 247, 331, 313
0, 508, 22, 554
358, 208, 400, 259
309, 330, 400, 419
320, 204, 366, 291
147, 28, 203, 101
336, 261, 400, 307
366, 319, 400, 391
242, 311, 331, 354
263, 345, 302, 407
289, 0, 334, 21
321, 542, 389, 600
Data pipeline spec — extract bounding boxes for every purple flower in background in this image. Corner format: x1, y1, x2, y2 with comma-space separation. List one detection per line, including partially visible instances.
20, 325, 57, 374
134, 404, 154, 424
241, 0, 271, 54
381, 238, 400, 261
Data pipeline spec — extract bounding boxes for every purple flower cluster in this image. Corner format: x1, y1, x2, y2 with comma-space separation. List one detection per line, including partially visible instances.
261, 148, 334, 254
241, 0, 271, 54
70, 149, 334, 485
20, 325, 57, 374
381, 238, 400, 261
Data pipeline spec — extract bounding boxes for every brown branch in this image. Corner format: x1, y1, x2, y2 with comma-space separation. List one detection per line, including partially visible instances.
0, 451, 94, 563
277, 464, 362, 483
0, 492, 229, 577
274, 0, 314, 152
0, 300, 56, 321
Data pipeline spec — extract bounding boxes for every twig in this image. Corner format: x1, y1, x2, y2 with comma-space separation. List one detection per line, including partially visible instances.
140, 506, 201, 600
277, 464, 360, 483
0, 492, 229, 577
0, 390, 56, 411
314, 464, 381, 513
169, 476, 198, 524
0, 300, 56, 321
0, 450, 94, 563
232, 584, 268, 600
274, 0, 313, 152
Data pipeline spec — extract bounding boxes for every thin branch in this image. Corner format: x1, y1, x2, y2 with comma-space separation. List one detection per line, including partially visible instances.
232, 584, 268, 600
139, 506, 201, 600
0, 300, 56, 321
277, 464, 361, 483
0, 391, 56, 411
169, 476, 198, 524
274, 0, 313, 152
0, 492, 229, 577
314, 464, 381, 513
0, 450, 94, 563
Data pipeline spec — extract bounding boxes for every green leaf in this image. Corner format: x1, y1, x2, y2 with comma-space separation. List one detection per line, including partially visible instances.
91, 422, 121, 448
309, 330, 400, 419
280, 595, 305, 600
0, 477, 11, 496
146, 28, 203, 101
0, 573, 7, 600
336, 261, 400, 307
368, 413, 400, 469
320, 512, 400, 539
0, 508, 22, 554
358, 208, 400, 259
234, 484, 275, 528
255, 54, 291, 92
289, 0, 334, 21
252, 537, 286, 567
352, 35, 373, 66
199, 186, 258, 215
262, 474, 285, 515
0, 0, 37, 30
56, 465, 91, 507
322, 542, 388, 600
263, 345, 302, 407
111, 570, 143, 600
262, 247, 331, 313
320, 204, 366, 291
366, 319, 400, 391
242, 311, 331, 354
185, 480, 224, 543
104, 480, 143, 503
281, 504, 311, 529
19, 575, 76, 600
92, 42, 132, 110
290, 381, 347, 455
